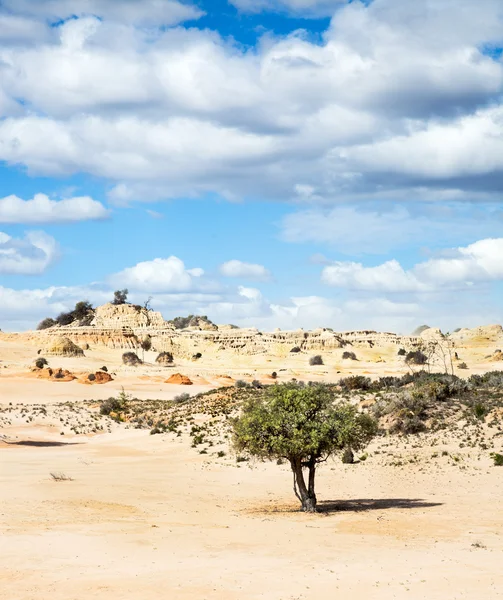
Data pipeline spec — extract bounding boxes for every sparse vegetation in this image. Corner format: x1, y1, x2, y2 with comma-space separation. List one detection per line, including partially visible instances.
112, 289, 129, 305
173, 393, 191, 403
169, 315, 216, 330
342, 351, 357, 361
491, 453, 503, 466
37, 318, 57, 330
235, 380, 247, 388
122, 352, 142, 366
290, 346, 301, 353
397, 348, 406, 356
156, 351, 174, 366
405, 350, 428, 366
35, 357, 48, 369
309, 355, 324, 366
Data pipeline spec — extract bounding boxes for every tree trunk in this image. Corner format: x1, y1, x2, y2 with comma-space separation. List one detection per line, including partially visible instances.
291, 458, 317, 513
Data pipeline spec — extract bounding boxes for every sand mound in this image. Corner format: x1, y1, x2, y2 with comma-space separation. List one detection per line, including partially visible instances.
31, 367, 76, 382
78, 371, 114, 385
44, 336, 84, 357
165, 373, 193, 385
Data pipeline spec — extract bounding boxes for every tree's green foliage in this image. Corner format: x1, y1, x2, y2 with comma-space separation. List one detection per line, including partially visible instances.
233, 383, 377, 511
112, 289, 129, 305
37, 317, 57, 330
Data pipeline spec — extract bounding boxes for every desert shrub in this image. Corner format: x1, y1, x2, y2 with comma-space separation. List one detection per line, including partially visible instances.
342, 351, 357, 361
342, 447, 354, 464
173, 393, 191, 403
156, 351, 174, 365
290, 346, 301, 353
35, 357, 48, 369
309, 355, 324, 366
122, 352, 142, 366
473, 403, 487, 420
397, 348, 406, 356
457, 362, 468, 370
140, 336, 152, 352
405, 350, 428, 365
193, 352, 202, 360
339, 375, 371, 391
88, 373, 96, 382
112, 289, 129, 305
100, 391, 129, 416
235, 380, 247, 388
491, 453, 503, 466
271, 372, 278, 379
252, 380, 263, 389
56, 311, 75, 326
101, 366, 108, 372
469, 371, 503, 388
53, 369, 65, 379
371, 376, 403, 391
37, 318, 57, 331
169, 315, 216, 330
150, 427, 162, 435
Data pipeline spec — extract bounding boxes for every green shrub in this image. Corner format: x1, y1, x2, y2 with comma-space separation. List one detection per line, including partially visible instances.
173, 393, 191, 403
339, 375, 371, 391
491, 453, 503, 466
405, 350, 428, 365
122, 352, 142, 366
37, 318, 57, 331
35, 357, 48, 369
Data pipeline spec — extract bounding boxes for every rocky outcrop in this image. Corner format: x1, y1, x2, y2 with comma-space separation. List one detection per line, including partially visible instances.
23, 303, 502, 362
166, 374, 193, 385
44, 336, 84, 357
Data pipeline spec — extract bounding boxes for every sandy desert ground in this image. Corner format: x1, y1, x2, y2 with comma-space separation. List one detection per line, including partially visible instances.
1, 336, 503, 599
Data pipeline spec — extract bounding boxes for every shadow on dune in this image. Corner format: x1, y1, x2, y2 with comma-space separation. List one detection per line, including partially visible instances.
3, 440, 82, 448
318, 498, 442, 513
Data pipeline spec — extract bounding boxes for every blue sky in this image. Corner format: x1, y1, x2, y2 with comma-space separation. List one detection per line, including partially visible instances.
1, 0, 503, 332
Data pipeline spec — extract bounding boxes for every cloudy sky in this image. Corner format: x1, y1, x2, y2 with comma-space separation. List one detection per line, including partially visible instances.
1, 0, 503, 333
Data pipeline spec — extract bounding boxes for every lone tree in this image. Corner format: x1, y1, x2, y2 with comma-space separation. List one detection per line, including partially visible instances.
233, 383, 377, 512
112, 289, 129, 305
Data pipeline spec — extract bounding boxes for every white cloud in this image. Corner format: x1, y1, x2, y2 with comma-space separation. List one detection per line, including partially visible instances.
108, 256, 205, 293
1, 0, 203, 27
0, 1, 501, 201
322, 259, 427, 292
0, 231, 58, 275
322, 238, 503, 292
220, 260, 272, 281
0, 193, 109, 224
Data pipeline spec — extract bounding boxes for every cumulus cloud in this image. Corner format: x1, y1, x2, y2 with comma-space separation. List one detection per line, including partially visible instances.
220, 260, 272, 281
0, 231, 58, 275
322, 238, 503, 292
0, 1, 501, 201
0, 193, 110, 224
108, 256, 206, 293
1, 0, 203, 27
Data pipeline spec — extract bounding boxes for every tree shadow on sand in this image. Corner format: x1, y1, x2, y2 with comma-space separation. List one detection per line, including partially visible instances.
318, 498, 442, 514
3, 440, 82, 448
